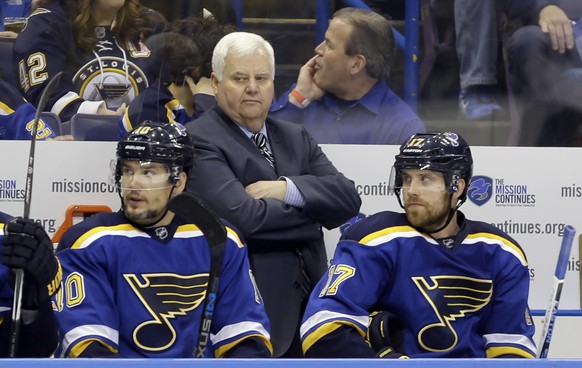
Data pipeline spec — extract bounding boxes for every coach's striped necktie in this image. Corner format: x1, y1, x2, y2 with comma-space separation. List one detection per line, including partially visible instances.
251, 132, 275, 169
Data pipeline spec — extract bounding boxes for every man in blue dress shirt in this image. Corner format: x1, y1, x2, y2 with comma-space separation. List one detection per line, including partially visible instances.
270, 7, 425, 145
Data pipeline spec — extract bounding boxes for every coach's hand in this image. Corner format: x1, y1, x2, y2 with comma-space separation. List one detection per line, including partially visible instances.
2, 217, 61, 308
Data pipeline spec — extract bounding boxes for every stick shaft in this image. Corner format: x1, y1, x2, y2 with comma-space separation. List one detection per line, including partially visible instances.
9, 72, 63, 357
579, 235, 582, 309
536, 225, 576, 358
167, 192, 226, 358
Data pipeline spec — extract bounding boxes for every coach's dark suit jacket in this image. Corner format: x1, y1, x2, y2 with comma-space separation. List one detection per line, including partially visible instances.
186, 105, 361, 356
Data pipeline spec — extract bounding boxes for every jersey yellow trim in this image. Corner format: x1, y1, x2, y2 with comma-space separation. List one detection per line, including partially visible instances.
176, 224, 202, 233
302, 320, 366, 354
486, 345, 535, 358
68, 338, 118, 358
467, 232, 527, 264
358, 225, 418, 245
69, 223, 244, 250
226, 227, 244, 248
214, 333, 273, 357
70, 224, 139, 249
0, 101, 15, 115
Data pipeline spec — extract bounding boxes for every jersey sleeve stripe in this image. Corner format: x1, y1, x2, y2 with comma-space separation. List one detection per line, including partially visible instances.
486, 345, 536, 358
61, 324, 119, 357
214, 333, 273, 358
359, 225, 423, 246
212, 321, 272, 357
121, 110, 133, 133
465, 233, 527, 266
212, 321, 271, 345
484, 332, 536, 357
51, 91, 82, 115
68, 338, 119, 358
300, 310, 368, 352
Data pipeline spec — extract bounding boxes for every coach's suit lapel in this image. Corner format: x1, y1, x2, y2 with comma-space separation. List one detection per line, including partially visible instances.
215, 108, 278, 177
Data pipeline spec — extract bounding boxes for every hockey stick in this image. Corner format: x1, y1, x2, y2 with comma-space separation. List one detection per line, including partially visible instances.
579, 235, 582, 310
8, 71, 63, 357
167, 192, 227, 358
536, 224, 576, 358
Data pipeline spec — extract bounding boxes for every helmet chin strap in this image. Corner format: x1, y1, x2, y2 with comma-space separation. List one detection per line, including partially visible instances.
424, 195, 465, 235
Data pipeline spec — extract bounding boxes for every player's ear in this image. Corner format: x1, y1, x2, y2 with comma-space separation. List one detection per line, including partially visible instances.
173, 172, 188, 194
452, 179, 466, 199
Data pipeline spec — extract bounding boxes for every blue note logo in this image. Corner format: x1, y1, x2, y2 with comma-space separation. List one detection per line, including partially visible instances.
467, 176, 493, 206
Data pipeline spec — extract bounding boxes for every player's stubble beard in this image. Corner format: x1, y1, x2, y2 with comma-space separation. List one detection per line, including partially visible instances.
122, 188, 170, 226
123, 204, 166, 225
405, 192, 451, 232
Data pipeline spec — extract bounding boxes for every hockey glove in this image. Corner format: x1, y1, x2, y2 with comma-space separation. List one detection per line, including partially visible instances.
377, 346, 409, 359
367, 311, 406, 356
2, 217, 62, 308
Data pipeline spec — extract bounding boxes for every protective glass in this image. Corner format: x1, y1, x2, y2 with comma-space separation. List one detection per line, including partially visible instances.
389, 166, 449, 195
110, 160, 173, 190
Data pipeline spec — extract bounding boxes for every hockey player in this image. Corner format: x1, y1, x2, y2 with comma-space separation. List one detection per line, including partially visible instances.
1, 212, 61, 357
53, 121, 272, 358
118, 32, 203, 139
300, 132, 537, 359
13, 0, 157, 122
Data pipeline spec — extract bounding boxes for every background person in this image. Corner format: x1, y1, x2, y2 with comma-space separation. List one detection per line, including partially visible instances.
164, 15, 236, 120
118, 32, 202, 138
13, 0, 158, 122
269, 7, 424, 145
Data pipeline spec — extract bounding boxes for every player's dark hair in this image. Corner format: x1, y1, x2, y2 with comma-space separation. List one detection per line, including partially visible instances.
145, 32, 203, 85
164, 16, 236, 78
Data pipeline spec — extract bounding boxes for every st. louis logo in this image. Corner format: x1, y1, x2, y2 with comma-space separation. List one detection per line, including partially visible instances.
468, 176, 493, 206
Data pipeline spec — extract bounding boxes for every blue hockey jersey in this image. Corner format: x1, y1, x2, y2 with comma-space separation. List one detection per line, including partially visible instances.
0, 79, 56, 140
54, 211, 272, 358
300, 210, 536, 358
118, 79, 190, 139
